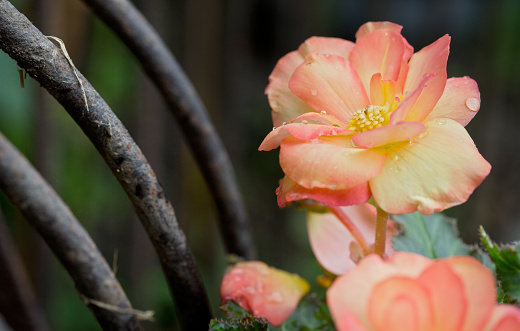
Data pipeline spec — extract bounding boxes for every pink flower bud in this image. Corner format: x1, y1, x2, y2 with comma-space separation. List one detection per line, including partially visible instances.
220, 261, 310, 326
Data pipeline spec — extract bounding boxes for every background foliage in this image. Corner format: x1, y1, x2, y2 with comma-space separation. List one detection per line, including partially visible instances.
1, 0, 519, 329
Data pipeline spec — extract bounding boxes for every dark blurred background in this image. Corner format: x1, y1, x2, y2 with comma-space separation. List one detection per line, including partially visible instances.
0, 0, 519, 329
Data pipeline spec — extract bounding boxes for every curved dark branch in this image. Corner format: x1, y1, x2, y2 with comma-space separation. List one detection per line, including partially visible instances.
0, 1, 211, 328
0, 131, 141, 330
0, 209, 50, 331
81, 0, 257, 260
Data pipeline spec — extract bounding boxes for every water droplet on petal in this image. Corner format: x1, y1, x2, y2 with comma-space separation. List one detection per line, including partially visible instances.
245, 285, 256, 294
311, 89, 318, 96
282, 122, 287, 126
320, 110, 327, 114
310, 138, 319, 144
302, 120, 308, 124
272, 127, 276, 131
324, 54, 330, 58
465, 97, 480, 112
437, 119, 446, 125
267, 291, 284, 303
328, 184, 337, 189
418, 130, 428, 139
233, 268, 244, 274
409, 136, 418, 144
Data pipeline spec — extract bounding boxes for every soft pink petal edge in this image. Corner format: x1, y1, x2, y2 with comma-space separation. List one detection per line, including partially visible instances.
404, 34, 450, 123
369, 118, 491, 215
289, 52, 369, 123
446, 256, 497, 331
424, 76, 481, 127
484, 305, 520, 331
298, 36, 355, 60
277, 176, 370, 207
280, 137, 386, 190
258, 122, 349, 151
350, 29, 405, 95
266, 50, 315, 126
327, 252, 432, 328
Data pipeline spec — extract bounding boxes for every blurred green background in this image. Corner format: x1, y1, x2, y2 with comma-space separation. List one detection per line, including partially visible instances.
1, 0, 519, 329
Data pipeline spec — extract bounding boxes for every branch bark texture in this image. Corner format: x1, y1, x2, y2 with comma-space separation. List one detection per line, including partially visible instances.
0, 1, 211, 328
81, 0, 257, 260
0, 131, 140, 330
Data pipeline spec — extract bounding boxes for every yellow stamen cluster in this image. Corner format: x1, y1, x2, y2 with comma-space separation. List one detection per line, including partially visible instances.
348, 104, 391, 132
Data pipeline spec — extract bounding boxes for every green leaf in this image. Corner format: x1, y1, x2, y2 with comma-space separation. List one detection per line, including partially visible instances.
391, 212, 472, 258
277, 294, 335, 331
209, 301, 273, 331
480, 227, 520, 303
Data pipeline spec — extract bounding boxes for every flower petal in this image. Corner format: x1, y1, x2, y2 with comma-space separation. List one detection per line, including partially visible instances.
327, 253, 433, 329
369, 118, 491, 214
484, 305, 520, 331
280, 136, 386, 190
352, 121, 426, 149
447, 256, 496, 331
289, 53, 369, 123
390, 73, 435, 124
307, 204, 378, 275
369, 73, 403, 107
350, 29, 405, 94
403, 35, 450, 122
368, 277, 434, 331
298, 36, 355, 60
418, 260, 467, 331
277, 176, 370, 207
424, 76, 481, 127
258, 122, 349, 151
335, 312, 370, 331
355, 21, 404, 40
292, 112, 349, 127
266, 50, 315, 126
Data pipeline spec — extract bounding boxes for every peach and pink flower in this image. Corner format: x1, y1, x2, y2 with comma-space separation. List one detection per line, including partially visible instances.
327, 252, 520, 331
307, 203, 395, 275
259, 21, 491, 215
219, 261, 310, 326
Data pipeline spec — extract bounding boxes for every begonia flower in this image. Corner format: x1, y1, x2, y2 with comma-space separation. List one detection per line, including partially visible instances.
219, 261, 310, 326
259, 21, 491, 215
327, 252, 520, 331
307, 203, 395, 275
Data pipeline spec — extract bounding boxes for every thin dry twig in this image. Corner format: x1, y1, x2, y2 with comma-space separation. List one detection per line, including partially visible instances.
46, 36, 89, 112
81, 0, 257, 260
0, 130, 141, 330
0, 1, 212, 328
81, 295, 155, 321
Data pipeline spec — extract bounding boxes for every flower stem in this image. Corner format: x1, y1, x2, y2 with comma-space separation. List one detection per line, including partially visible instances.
330, 207, 369, 255
374, 207, 389, 257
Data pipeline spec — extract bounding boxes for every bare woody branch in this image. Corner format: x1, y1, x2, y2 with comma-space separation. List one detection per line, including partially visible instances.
81, 0, 257, 260
0, 1, 211, 329
0, 131, 141, 330
0, 209, 50, 331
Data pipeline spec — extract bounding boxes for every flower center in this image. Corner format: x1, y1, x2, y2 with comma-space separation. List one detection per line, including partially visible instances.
348, 104, 391, 132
